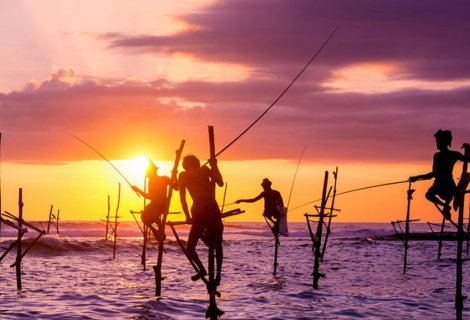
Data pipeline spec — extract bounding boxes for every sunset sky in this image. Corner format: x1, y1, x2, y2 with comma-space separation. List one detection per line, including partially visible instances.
0, 1, 469, 223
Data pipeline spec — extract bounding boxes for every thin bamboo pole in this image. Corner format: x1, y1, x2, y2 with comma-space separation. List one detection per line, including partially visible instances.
403, 182, 414, 273
313, 171, 328, 289
141, 176, 148, 271
455, 151, 468, 320
155, 139, 185, 296
466, 200, 470, 255
56, 209, 60, 235
16, 188, 23, 290
47, 205, 53, 234
437, 217, 446, 260
113, 183, 121, 259
321, 167, 338, 260
455, 191, 467, 320
206, 126, 221, 318
105, 195, 110, 240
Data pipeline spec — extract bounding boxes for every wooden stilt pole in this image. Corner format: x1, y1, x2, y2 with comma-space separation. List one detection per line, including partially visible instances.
273, 227, 279, 276
456, 192, 466, 320
321, 167, 338, 259
113, 183, 121, 259
105, 195, 110, 240
455, 148, 468, 320
437, 217, 446, 260
16, 188, 23, 290
47, 205, 53, 235
155, 139, 185, 296
205, 125, 222, 318
313, 171, 328, 289
466, 200, 470, 255
403, 181, 414, 274
141, 176, 148, 271
56, 209, 60, 235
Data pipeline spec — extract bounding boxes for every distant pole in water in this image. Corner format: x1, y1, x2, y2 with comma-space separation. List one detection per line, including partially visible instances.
16, 188, 23, 290
113, 183, 121, 260
321, 167, 339, 260
403, 181, 414, 274
313, 171, 329, 289
47, 205, 53, 235
105, 196, 111, 240
141, 176, 148, 271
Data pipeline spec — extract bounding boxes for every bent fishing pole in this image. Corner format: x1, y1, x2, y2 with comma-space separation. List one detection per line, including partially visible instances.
211, 26, 339, 161
291, 179, 410, 211
65, 132, 140, 197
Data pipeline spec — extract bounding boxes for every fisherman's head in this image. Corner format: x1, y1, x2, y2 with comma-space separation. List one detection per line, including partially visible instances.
183, 155, 200, 171
261, 178, 272, 190
434, 129, 452, 150
146, 159, 158, 177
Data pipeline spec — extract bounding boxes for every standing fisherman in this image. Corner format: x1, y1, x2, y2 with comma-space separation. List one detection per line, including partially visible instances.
236, 178, 285, 233
179, 155, 224, 285
410, 130, 470, 220
132, 160, 176, 241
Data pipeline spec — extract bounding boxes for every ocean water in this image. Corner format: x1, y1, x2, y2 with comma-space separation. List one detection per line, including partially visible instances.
0, 221, 469, 319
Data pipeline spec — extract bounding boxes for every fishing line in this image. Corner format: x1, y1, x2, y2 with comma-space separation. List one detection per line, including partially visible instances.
213, 25, 339, 159
291, 179, 410, 211
65, 132, 140, 197
286, 139, 310, 210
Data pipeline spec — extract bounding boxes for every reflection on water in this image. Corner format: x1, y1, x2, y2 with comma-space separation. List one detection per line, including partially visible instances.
0, 222, 468, 319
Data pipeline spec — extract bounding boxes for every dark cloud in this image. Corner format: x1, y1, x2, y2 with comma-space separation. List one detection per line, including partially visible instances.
104, 1, 470, 82
1, 66, 469, 163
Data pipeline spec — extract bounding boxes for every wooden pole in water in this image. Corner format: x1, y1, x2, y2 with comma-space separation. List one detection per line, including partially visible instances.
16, 188, 23, 290
437, 217, 446, 260
206, 125, 221, 318
141, 176, 148, 271
455, 151, 468, 320
155, 139, 185, 296
105, 195, 110, 240
313, 171, 328, 289
56, 209, 60, 235
47, 205, 53, 234
403, 181, 414, 274
113, 183, 121, 260
466, 200, 470, 255
321, 167, 338, 259
456, 192, 466, 320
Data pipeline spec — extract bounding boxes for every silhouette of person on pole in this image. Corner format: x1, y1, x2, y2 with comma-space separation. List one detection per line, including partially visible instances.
178, 155, 224, 285
235, 178, 284, 231
410, 130, 470, 220
132, 160, 174, 241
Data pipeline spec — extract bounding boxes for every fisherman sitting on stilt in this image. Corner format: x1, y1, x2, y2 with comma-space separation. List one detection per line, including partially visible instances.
410, 129, 470, 221
132, 159, 176, 242
179, 154, 224, 286
235, 178, 285, 234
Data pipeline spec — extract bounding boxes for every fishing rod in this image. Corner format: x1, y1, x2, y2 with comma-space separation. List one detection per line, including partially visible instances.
291, 179, 410, 211
65, 132, 140, 197
212, 26, 339, 160
286, 139, 310, 210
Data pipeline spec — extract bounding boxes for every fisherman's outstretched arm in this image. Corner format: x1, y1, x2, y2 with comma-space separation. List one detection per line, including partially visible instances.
235, 193, 263, 204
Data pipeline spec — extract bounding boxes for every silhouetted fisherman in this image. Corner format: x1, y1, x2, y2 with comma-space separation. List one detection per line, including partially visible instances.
236, 178, 284, 232
179, 155, 224, 285
410, 130, 470, 220
132, 160, 176, 241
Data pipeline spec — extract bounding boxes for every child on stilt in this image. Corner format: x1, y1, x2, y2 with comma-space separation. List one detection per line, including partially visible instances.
132, 160, 176, 241
178, 154, 224, 286
410, 129, 470, 221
